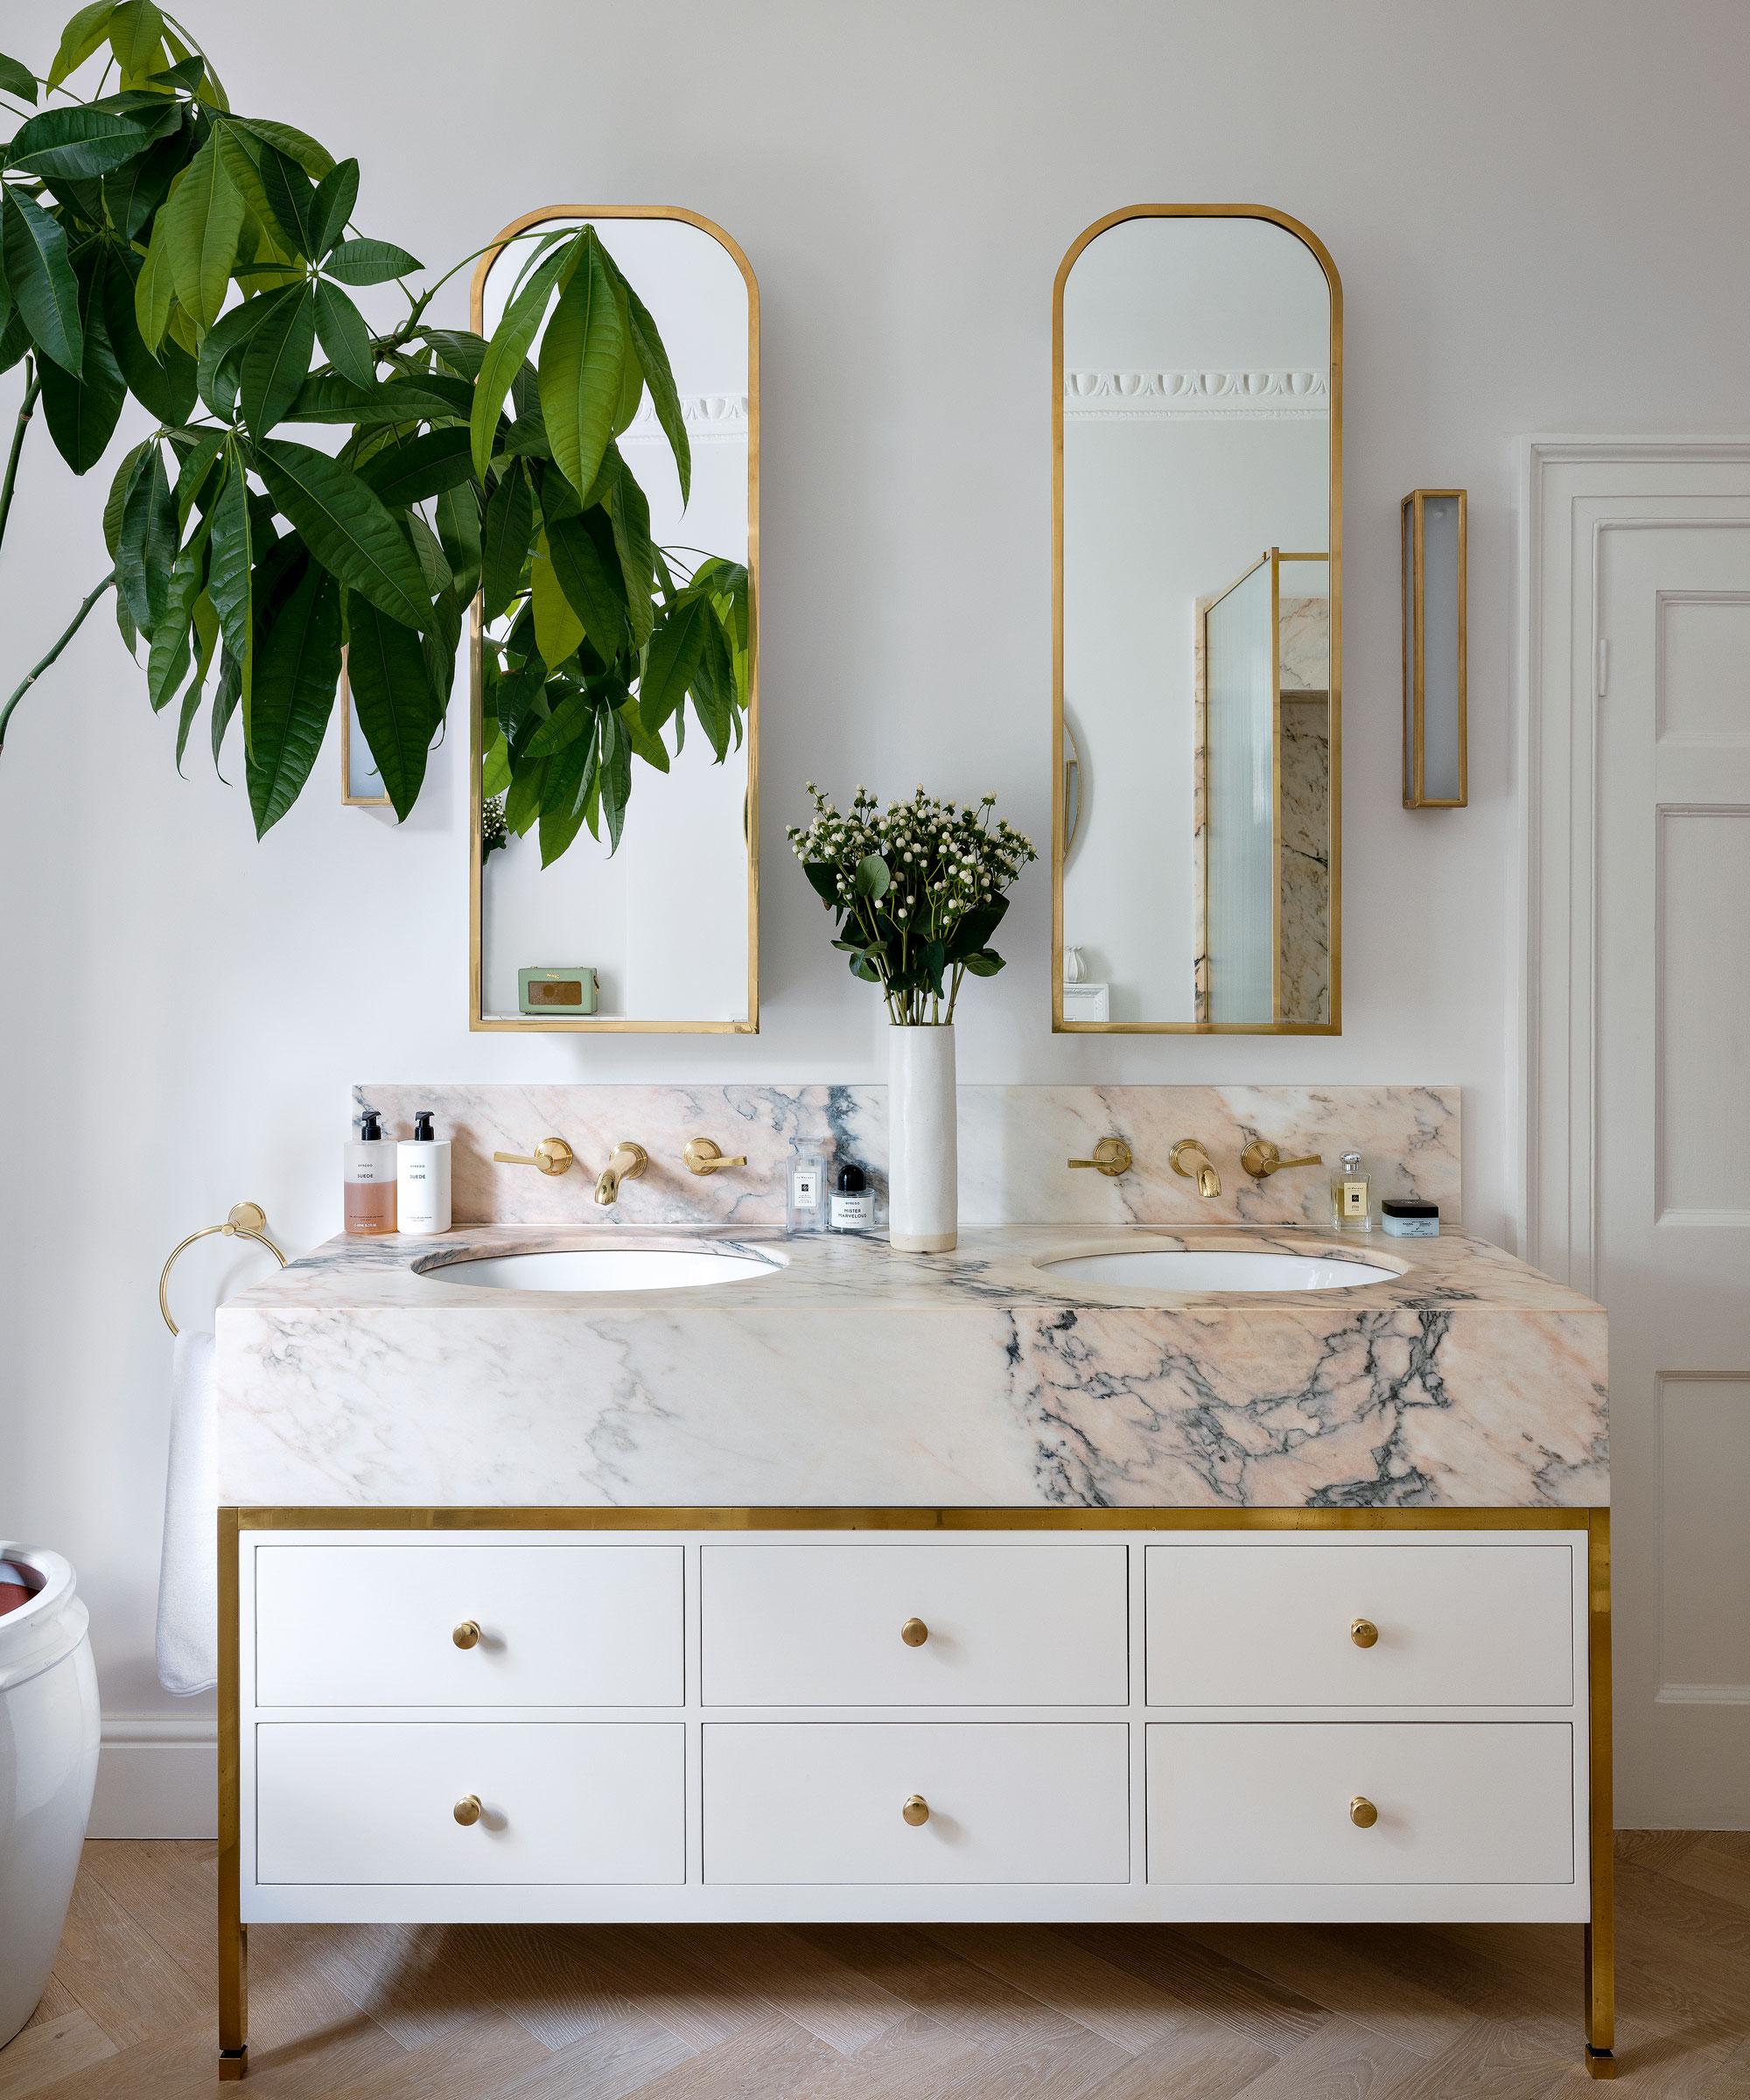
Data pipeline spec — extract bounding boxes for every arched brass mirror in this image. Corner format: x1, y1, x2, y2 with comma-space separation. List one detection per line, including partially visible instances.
1052, 206, 1341, 1032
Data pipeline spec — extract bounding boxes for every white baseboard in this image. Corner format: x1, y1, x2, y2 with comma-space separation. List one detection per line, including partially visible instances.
89, 1714, 217, 1838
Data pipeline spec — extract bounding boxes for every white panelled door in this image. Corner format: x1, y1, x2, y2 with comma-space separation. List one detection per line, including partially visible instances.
1597, 515, 1750, 1825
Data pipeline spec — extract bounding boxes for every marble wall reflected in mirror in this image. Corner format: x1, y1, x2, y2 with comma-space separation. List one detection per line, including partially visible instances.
1052, 207, 1341, 1032
469, 209, 759, 1033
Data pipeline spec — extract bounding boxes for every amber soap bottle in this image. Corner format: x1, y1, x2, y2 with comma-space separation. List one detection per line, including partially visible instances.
344, 1110, 398, 1235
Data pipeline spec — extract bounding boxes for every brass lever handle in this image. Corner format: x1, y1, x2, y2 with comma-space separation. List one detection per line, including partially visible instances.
683, 1138, 749, 1176
1350, 1796, 1378, 1828
453, 1794, 483, 1826
452, 1620, 481, 1650
493, 1138, 574, 1177
902, 1795, 930, 1826
1068, 1137, 1132, 1178
1241, 1139, 1324, 1181
1170, 1138, 1222, 1200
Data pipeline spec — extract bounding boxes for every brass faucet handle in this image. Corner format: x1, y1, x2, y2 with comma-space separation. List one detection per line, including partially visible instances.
493, 1138, 575, 1177
1068, 1137, 1133, 1178
683, 1138, 749, 1177
1240, 1139, 1324, 1181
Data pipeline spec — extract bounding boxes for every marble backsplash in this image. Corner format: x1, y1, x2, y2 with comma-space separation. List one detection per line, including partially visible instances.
355, 1083, 1460, 1231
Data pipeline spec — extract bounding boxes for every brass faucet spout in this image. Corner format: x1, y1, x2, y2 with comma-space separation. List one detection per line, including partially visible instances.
1169, 1138, 1222, 1200
594, 1141, 648, 1207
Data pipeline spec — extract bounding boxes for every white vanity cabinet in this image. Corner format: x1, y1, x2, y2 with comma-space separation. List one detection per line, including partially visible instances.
233, 1520, 1597, 1939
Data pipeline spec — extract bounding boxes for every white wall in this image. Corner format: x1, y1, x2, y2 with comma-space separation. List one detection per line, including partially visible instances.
4, 0, 1750, 1813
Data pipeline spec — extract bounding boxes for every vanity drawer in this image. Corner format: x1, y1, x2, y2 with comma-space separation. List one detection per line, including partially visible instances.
254, 1544, 683, 1707
704, 1723, 1130, 1883
1146, 1722, 1573, 1885
1144, 1544, 1574, 1707
700, 1544, 1128, 1704
256, 1722, 684, 1884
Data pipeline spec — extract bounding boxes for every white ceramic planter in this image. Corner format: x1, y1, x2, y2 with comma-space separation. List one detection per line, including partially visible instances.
887, 1023, 958, 1251
0, 1546, 101, 2048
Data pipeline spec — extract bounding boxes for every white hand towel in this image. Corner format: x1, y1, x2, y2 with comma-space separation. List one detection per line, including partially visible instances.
156, 1329, 217, 1697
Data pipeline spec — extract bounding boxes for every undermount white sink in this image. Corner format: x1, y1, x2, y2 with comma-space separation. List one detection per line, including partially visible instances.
426, 1248, 784, 1292
1037, 1249, 1397, 1292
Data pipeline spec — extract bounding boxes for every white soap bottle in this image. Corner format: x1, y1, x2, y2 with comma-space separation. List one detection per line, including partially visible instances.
396, 1110, 452, 1234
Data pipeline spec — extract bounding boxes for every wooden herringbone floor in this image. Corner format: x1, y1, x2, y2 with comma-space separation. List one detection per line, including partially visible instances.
0, 1834, 1746, 2098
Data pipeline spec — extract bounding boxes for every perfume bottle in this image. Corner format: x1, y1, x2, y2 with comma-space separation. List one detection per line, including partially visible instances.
1330, 1150, 1372, 1231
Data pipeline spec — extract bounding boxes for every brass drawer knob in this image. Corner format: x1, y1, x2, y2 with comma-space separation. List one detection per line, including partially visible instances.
453, 1794, 483, 1827
902, 1795, 930, 1826
900, 1617, 929, 1648
1350, 1795, 1378, 1828
452, 1620, 481, 1649
1350, 1618, 1378, 1648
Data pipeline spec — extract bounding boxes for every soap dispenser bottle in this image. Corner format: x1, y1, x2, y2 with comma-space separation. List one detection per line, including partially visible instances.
396, 1110, 452, 1234
1331, 1150, 1372, 1231
344, 1110, 397, 1236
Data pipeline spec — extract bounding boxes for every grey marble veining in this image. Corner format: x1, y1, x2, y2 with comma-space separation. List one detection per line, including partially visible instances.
217, 1221, 1605, 1511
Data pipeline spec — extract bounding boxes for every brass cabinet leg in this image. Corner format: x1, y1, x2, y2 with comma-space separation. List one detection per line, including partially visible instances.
218, 1509, 248, 2080
1585, 1509, 1614, 2079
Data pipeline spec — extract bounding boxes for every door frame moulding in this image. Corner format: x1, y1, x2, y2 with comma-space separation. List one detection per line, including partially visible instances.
1516, 436, 1750, 1292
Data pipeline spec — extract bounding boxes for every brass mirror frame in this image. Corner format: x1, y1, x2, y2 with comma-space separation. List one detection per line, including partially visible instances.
1051, 204, 1342, 1033
467, 206, 760, 1034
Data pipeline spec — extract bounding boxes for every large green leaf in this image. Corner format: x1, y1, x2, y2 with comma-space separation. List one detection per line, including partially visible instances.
116, 438, 175, 625
604, 250, 690, 504
345, 593, 437, 819
39, 248, 126, 472
239, 279, 314, 435
424, 327, 487, 381
102, 240, 192, 423
322, 237, 420, 286
537, 229, 624, 504
307, 156, 357, 260
107, 0, 165, 81
47, 3, 118, 89
256, 142, 318, 258
103, 438, 149, 557
228, 116, 332, 179
132, 190, 177, 348
618, 693, 669, 773
174, 591, 218, 771
284, 369, 470, 425
1, 186, 83, 372
434, 478, 481, 606
690, 598, 738, 759
609, 466, 655, 648
0, 52, 38, 102
595, 699, 631, 852
470, 240, 571, 482
247, 556, 342, 836
206, 452, 253, 730
494, 660, 545, 745
356, 426, 472, 508
503, 753, 548, 836
210, 645, 241, 772
312, 278, 374, 388
172, 424, 225, 528
546, 510, 627, 656
213, 122, 287, 249
536, 722, 599, 864
638, 595, 710, 738
522, 685, 596, 758
101, 124, 184, 241
162, 131, 243, 333
479, 459, 532, 623
530, 529, 584, 668
193, 278, 288, 417
255, 438, 432, 632
6, 106, 147, 179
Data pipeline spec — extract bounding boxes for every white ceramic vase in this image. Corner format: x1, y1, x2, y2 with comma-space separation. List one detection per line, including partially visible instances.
0, 1545, 101, 2048
888, 1023, 958, 1252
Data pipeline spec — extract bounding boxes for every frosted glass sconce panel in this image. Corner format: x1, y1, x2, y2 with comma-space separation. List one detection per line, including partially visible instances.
1402, 489, 1466, 808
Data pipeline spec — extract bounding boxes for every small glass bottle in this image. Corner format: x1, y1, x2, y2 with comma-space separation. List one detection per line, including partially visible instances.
787, 1151, 826, 1235
1330, 1150, 1373, 1231
828, 1162, 874, 1234
344, 1110, 397, 1235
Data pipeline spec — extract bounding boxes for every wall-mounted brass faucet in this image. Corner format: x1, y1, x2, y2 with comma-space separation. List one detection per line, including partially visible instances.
1240, 1139, 1324, 1182
1170, 1138, 1221, 1199
492, 1138, 574, 1177
595, 1141, 648, 1206
682, 1138, 748, 1177
1068, 1137, 1132, 1178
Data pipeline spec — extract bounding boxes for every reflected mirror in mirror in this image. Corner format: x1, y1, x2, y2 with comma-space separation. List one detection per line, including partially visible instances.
470, 209, 759, 1032
1053, 206, 1340, 1032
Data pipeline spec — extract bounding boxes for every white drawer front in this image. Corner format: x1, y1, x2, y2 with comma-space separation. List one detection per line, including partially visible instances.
1147, 1722, 1573, 1885
255, 1544, 683, 1707
704, 1723, 1130, 1883
256, 1723, 684, 1884
1145, 1544, 1573, 1706
700, 1544, 1128, 1705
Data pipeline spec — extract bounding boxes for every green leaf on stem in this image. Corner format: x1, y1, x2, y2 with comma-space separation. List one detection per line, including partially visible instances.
0, 52, 39, 102
479, 458, 531, 623
608, 465, 654, 648
116, 438, 175, 625
546, 509, 626, 657
356, 425, 472, 508
39, 248, 125, 472
306, 155, 357, 260
617, 693, 668, 773
530, 528, 584, 668
601, 249, 690, 504
961, 949, 1005, 976
637, 594, 708, 738
210, 645, 241, 773
103, 439, 149, 557
536, 719, 598, 865
312, 278, 374, 388
424, 327, 486, 381
248, 556, 341, 836
503, 753, 547, 836
1, 186, 84, 372
284, 370, 469, 425
470, 240, 571, 483
102, 125, 185, 242
256, 142, 318, 258
194, 279, 288, 417
522, 685, 595, 758
321, 237, 420, 286
162, 130, 243, 333
256, 437, 432, 632
102, 243, 194, 423
433, 478, 480, 606
537, 228, 624, 506
6, 106, 147, 179
107, 0, 165, 81
239, 278, 314, 436
132, 192, 176, 348
206, 451, 253, 731
344, 592, 438, 819
47, 3, 119, 90
596, 701, 631, 852
228, 117, 333, 180
853, 853, 890, 900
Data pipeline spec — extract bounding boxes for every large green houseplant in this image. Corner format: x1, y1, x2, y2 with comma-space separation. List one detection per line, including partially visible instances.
0, 4, 747, 861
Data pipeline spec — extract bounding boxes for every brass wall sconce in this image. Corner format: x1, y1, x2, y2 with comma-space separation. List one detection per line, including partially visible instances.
1402, 489, 1466, 808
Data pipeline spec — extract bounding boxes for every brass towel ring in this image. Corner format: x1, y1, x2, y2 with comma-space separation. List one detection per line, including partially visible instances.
159, 1202, 287, 1335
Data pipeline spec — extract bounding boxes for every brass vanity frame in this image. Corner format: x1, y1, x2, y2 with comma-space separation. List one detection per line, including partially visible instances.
1050, 204, 1344, 1033
217, 1503, 1614, 2082
466, 206, 760, 1035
